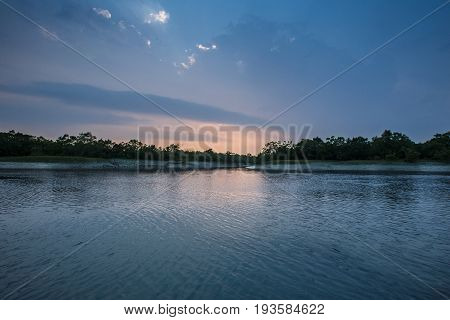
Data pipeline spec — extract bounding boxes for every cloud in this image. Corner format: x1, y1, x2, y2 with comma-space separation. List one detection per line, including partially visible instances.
236, 60, 246, 73
114, 19, 149, 49
118, 20, 127, 30
175, 54, 196, 71
145, 10, 170, 24
0, 82, 263, 125
92, 8, 112, 19
196, 44, 217, 51
187, 54, 196, 65
0, 96, 134, 127
175, 43, 217, 72
269, 45, 279, 52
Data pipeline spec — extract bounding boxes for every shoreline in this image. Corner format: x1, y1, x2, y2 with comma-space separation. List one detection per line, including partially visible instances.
0, 155, 448, 164
0, 157, 449, 175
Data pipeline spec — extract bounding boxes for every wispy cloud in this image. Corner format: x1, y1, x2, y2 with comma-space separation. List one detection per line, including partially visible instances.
0, 82, 262, 125
175, 54, 196, 71
269, 45, 279, 52
118, 20, 127, 30
236, 60, 246, 73
173, 42, 218, 72
92, 8, 112, 19
196, 43, 217, 51
145, 10, 170, 24
187, 54, 196, 65
115, 20, 149, 48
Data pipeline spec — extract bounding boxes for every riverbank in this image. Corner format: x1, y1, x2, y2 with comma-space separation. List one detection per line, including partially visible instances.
1, 157, 449, 174
0, 157, 246, 171
1, 156, 447, 164
0, 156, 107, 163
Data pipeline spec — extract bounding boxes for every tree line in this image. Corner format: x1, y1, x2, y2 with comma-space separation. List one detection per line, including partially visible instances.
260, 130, 449, 162
0, 131, 253, 164
0, 130, 449, 163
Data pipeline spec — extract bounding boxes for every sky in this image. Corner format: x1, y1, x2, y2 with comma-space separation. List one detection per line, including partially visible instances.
0, 0, 449, 152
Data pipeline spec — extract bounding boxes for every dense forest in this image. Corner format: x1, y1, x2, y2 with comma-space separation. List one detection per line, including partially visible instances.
261, 130, 450, 162
0, 131, 253, 164
0, 130, 449, 163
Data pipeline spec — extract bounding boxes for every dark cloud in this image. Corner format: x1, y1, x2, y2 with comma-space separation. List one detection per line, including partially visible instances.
0, 81, 263, 124
0, 97, 134, 126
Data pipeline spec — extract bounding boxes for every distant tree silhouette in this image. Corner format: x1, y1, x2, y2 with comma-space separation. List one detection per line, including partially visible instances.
1, 130, 449, 162
0, 130, 254, 164
258, 130, 449, 162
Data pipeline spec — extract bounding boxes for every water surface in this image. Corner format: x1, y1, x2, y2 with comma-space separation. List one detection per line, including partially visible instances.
0, 165, 449, 299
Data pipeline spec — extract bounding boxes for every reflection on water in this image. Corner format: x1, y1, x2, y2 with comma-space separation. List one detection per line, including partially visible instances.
0, 168, 449, 299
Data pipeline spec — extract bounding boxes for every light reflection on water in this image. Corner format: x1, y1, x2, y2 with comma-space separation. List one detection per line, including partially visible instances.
0, 168, 449, 299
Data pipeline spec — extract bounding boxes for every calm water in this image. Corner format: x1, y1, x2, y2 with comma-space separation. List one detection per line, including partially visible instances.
0, 166, 449, 299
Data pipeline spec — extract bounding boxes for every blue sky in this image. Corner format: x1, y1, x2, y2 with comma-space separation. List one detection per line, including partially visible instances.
0, 0, 449, 148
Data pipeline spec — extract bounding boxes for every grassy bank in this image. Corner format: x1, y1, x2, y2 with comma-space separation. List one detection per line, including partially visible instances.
1, 156, 448, 164
264, 159, 447, 164
0, 156, 108, 163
